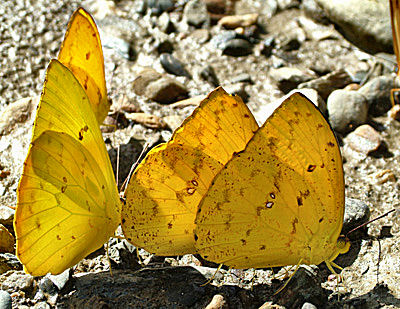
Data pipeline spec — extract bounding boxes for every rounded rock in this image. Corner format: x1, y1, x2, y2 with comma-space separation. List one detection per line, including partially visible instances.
327, 89, 368, 134
358, 75, 395, 116
0, 290, 11, 309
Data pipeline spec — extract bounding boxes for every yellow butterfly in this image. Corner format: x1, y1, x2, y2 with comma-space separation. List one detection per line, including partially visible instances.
122, 88, 259, 255
194, 90, 350, 273
390, 0, 400, 105
58, 7, 110, 124
14, 59, 120, 276
122, 87, 349, 274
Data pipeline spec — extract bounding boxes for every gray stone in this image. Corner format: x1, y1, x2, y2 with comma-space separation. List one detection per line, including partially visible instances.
314, 0, 392, 53
159, 53, 191, 78
358, 75, 395, 116
277, 0, 300, 10
301, 302, 318, 309
0, 290, 12, 309
148, 0, 175, 16
210, 31, 237, 49
48, 268, 71, 291
327, 89, 368, 134
301, 0, 330, 24
145, 78, 189, 104
220, 38, 253, 56
299, 69, 353, 100
158, 12, 175, 34
270, 67, 316, 93
343, 198, 370, 234
0, 96, 38, 136
0, 206, 14, 226
199, 65, 219, 87
183, 0, 209, 28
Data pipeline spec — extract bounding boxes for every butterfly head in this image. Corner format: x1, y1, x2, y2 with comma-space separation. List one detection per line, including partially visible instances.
336, 235, 350, 255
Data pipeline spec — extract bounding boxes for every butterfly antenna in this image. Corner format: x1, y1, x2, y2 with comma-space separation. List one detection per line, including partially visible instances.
116, 144, 120, 188
120, 141, 150, 195
200, 264, 223, 287
345, 209, 396, 238
273, 259, 303, 295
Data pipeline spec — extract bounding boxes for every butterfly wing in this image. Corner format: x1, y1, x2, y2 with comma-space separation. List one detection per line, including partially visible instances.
122, 88, 259, 255
390, 0, 400, 72
58, 7, 110, 124
195, 93, 345, 269
14, 60, 120, 275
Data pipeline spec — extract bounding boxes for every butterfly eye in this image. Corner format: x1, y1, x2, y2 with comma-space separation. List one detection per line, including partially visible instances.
337, 235, 350, 254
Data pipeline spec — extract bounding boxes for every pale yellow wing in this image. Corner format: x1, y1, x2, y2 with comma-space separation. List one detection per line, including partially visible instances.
58, 7, 110, 124
122, 87, 259, 255
195, 93, 345, 269
0, 224, 15, 253
14, 60, 120, 276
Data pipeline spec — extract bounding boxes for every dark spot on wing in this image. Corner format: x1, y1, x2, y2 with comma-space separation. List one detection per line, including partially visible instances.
307, 165, 316, 172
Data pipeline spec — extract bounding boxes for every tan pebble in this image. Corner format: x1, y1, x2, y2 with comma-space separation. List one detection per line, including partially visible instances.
170, 95, 206, 108
218, 13, 258, 29
346, 124, 382, 155
205, 294, 226, 309
0, 96, 39, 136
344, 83, 361, 91
388, 104, 400, 121
259, 301, 285, 308
125, 112, 167, 129
370, 169, 396, 184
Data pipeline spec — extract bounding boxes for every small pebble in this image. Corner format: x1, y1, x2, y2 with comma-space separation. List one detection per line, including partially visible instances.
211, 30, 237, 49
358, 75, 394, 116
219, 38, 253, 56
299, 69, 352, 100
0, 96, 38, 136
126, 112, 167, 129
343, 198, 370, 235
230, 73, 252, 84
190, 29, 210, 44
199, 65, 219, 87
159, 53, 191, 78
0, 290, 12, 309
158, 12, 175, 33
388, 104, 400, 121
223, 83, 249, 102
146, 78, 189, 104
270, 67, 316, 93
369, 169, 396, 185
48, 268, 71, 291
132, 68, 188, 104
0, 206, 15, 226
148, 0, 175, 16
163, 115, 184, 132
301, 302, 318, 309
217, 13, 258, 29
327, 89, 368, 133
261, 36, 275, 57
205, 294, 226, 309
183, 0, 209, 28
345, 124, 382, 155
